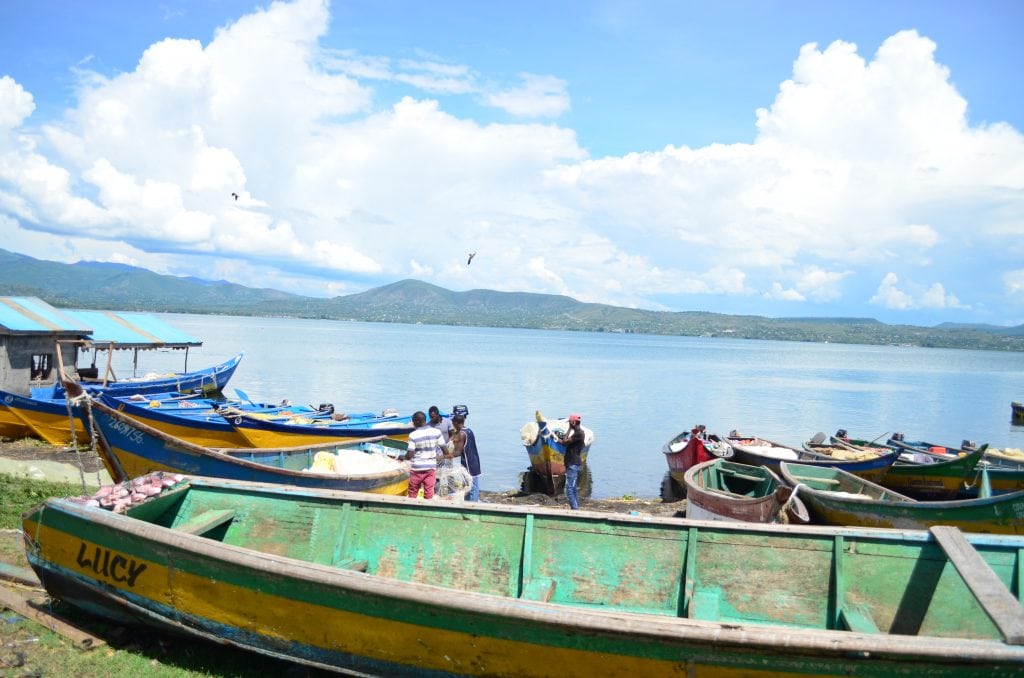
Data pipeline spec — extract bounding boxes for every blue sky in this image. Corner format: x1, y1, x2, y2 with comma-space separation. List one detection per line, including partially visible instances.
1, 0, 1022, 326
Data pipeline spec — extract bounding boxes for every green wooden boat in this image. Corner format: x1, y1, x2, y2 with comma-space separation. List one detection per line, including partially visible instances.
779, 462, 1024, 534
877, 445, 987, 500
22, 475, 1024, 675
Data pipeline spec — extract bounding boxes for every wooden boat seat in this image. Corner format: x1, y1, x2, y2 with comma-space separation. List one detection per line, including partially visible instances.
717, 470, 763, 482
335, 559, 369, 572
521, 577, 556, 602
173, 509, 235, 537
788, 475, 841, 485
839, 604, 880, 633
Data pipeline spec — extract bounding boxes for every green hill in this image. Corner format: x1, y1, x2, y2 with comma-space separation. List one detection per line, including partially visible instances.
0, 249, 1021, 351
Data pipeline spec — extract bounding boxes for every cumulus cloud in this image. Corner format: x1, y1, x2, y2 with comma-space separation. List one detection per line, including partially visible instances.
0, 2, 1020, 319
870, 272, 965, 310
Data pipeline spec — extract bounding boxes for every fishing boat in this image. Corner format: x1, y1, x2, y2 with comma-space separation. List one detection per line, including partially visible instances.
0, 398, 34, 440
726, 432, 901, 482
0, 388, 92, 445
96, 391, 339, 449
682, 458, 808, 524
224, 408, 414, 447
84, 395, 409, 495
661, 428, 732, 501
519, 410, 594, 495
1013, 401, 1024, 424
779, 462, 1024, 535
872, 446, 987, 500
887, 434, 1024, 470
22, 475, 1024, 675
47, 351, 244, 398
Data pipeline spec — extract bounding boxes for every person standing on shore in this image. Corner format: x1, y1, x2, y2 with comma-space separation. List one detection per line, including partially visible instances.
558, 414, 585, 510
448, 412, 482, 501
404, 411, 443, 499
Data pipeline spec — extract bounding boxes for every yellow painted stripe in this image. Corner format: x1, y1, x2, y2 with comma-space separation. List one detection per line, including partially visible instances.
28, 522, 825, 677
13, 408, 89, 445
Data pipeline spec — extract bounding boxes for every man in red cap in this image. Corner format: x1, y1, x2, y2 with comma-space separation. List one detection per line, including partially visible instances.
558, 414, 585, 510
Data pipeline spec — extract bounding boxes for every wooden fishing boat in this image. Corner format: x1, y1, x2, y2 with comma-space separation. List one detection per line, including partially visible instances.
22, 475, 1024, 675
0, 399, 33, 440
0, 388, 92, 445
779, 462, 1024, 535
873, 446, 987, 500
726, 433, 901, 482
661, 428, 732, 501
683, 459, 808, 524
888, 435, 1024, 470
47, 352, 244, 398
224, 408, 414, 447
85, 396, 409, 495
97, 392, 338, 449
1013, 401, 1024, 424
519, 411, 593, 494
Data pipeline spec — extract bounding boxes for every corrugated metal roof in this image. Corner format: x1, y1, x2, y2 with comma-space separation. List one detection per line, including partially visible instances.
65, 310, 201, 348
0, 297, 201, 348
0, 297, 91, 334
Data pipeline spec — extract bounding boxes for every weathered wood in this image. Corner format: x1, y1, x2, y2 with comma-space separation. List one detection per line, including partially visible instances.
930, 525, 1024, 644
0, 585, 106, 650
521, 577, 556, 602
789, 475, 841, 485
840, 605, 880, 633
173, 508, 235, 536
0, 562, 40, 588
335, 559, 368, 572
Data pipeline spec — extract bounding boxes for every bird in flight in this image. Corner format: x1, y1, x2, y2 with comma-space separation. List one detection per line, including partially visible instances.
231, 192, 239, 200
467, 252, 476, 265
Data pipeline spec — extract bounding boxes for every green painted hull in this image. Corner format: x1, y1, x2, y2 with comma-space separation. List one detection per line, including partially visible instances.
23, 476, 1024, 676
879, 447, 987, 500
781, 462, 1024, 534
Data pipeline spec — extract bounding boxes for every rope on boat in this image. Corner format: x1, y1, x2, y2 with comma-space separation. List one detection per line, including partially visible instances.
65, 392, 89, 494
777, 483, 805, 525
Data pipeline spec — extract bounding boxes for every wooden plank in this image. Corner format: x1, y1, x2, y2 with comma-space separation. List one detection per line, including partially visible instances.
930, 525, 1024, 644
683, 526, 697, 618
518, 514, 535, 598
832, 535, 845, 630
521, 577, 556, 602
0, 585, 106, 650
790, 475, 841, 485
173, 509, 235, 536
840, 605, 880, 634
0, 562, 40, 588
334, 559, 369, 572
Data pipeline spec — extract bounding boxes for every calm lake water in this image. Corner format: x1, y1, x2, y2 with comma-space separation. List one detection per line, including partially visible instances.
101, 314, 1024, 499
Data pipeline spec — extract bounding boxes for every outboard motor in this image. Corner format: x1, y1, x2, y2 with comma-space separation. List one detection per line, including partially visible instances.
452, 404, 469, 418
891, 432, 905, 442
835, 429, 848, 440
318, 403, 335, 415
961, 439, 977, 450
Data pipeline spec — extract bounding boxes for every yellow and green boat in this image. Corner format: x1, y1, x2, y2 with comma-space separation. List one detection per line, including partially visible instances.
22, 475, 1024, 675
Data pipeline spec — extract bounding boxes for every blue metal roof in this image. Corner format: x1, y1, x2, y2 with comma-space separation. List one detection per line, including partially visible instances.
0, 297, 201, 348
0, 297, 90, 334
65, 310, 201, 348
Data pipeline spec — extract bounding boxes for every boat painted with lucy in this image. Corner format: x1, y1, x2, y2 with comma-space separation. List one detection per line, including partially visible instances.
22, 475, 1024, 676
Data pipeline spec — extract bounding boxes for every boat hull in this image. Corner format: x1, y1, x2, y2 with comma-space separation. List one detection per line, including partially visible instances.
683, 459, 808, 524
0, 400, 33, 439
0, 390, 90, 445
88, 399, 409, 495
729, 436, 900, 482
521, 416, 591, 494
227, 412, 412, 448
780, 462, 1024, 535
23, 477, 1024, 676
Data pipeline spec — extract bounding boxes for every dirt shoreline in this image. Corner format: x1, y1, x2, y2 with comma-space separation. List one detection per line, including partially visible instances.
0, 438, 686, 517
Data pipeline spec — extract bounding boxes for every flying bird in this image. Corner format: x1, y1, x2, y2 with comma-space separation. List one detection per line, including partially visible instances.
231, 192, 239, 200
467, 252, 476, 265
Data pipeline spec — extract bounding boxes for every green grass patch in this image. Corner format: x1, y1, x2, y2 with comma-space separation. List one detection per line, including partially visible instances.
0, 475, 94, 530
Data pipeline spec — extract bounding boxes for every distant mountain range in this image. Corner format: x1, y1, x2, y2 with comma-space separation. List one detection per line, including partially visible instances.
1, 248, 1022, 351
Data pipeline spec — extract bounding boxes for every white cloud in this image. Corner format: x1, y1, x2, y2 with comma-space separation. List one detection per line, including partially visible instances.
0, 4, 1021, 318
870, 272, 965, 310
1005, 270, 1024, 298
482, 74, 570, 118
0, 76, 34, 130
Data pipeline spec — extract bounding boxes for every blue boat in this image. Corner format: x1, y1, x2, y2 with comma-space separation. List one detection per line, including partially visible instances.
44, 352, 244, 399
87, 395, 410, 495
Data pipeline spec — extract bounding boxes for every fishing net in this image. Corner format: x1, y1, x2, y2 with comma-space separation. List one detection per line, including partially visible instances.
435, 458, 473, 499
